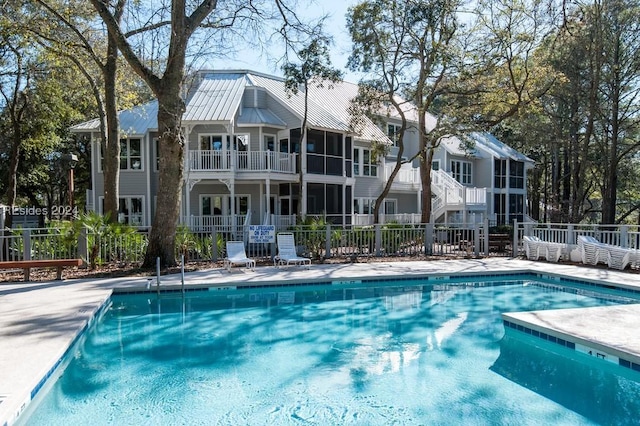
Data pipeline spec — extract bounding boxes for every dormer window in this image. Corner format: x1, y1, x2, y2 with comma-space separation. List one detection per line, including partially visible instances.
387, 123, 402, 146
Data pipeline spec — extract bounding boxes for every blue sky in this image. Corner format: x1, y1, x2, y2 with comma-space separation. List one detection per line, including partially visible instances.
203, 0, 362, 82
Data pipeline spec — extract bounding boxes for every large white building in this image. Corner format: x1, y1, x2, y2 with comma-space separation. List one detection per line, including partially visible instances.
72, 70, 533, 230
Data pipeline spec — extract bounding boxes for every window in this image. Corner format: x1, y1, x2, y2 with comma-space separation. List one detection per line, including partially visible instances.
120, 138, 142, 170
387, 123, 402, 146
494, 194, 506, 225
354, 198, 375, 214
450, 160, 471, 184
494, 159, 507, 188
200, 195, 249, 215
509, 161, 524, 189
264, 134, 276, 151
200, 135, 223, 150
353, 147, 377, 177
509, 194, 524, 223
306, 129, 343, 176
384, 200, 397, 215
432, 160, 440, 171
228, 134, 249, 152
100, 196, 143, 225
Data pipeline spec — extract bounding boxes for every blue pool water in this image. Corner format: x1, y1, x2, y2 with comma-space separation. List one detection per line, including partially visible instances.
22, 277, 640, 425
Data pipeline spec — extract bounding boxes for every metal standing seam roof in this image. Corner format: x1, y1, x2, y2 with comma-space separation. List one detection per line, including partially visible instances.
183, 74, 247, 122
70, 101, 158, 135
237, 107, 287, 127
247, 73, 354, 134
470, 132, 534, 163
440, 135, 488, 159
306, 79, 391, 143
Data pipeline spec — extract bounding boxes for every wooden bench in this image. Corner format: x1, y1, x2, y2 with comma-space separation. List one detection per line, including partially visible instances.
0, 259, 83, 281
488, 234, 511, 252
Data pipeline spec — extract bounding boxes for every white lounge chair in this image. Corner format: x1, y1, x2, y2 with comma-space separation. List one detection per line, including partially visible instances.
522, 236, 542, 260
577, 236, 609, 265
275, 233, 311, 268
544, 241, 565, 262
606, 245, 634, 270
223, 241, 256, 272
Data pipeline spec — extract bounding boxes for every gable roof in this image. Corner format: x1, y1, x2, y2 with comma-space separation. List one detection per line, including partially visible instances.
183, 73, 246, 122
470, 132, 534, 163
70, 101, 158, 135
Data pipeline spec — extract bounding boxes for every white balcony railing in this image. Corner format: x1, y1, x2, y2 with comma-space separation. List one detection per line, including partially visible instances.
384, 164, 421, 186
188, 150, 297, 174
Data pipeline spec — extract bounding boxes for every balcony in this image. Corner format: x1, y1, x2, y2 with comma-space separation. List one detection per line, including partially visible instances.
187, 150, 297, 174
384, 164, 421, 189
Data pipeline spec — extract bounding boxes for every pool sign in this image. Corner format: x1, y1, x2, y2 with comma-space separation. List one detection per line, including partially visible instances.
249, 225, 275, 243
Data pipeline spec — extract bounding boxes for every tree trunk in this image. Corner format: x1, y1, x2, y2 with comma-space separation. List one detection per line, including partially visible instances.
103, 35, 120, 222
102, 35, 120, 222
142, 88, 186, 268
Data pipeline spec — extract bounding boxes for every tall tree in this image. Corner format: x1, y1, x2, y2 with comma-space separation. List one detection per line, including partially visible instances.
28, 0, 133, 222
282, 34, 343, 219
90, 0, 320, 267
347, 0, 464, 223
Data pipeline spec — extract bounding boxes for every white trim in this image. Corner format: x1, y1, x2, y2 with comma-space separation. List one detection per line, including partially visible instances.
98, 195, 146, 226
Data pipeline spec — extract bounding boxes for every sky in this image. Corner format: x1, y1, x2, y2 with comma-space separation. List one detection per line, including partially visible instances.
201, 0, 362, 83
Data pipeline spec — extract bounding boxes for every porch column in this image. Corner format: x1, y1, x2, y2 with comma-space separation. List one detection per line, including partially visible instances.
300, 128, 307, 218
265, 179, 271, 221
185, 180, 191, 227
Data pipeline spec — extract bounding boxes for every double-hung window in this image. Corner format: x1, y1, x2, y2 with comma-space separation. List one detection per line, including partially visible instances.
120, 138, 142, 170
353, 147, 377, 177
494, 159, 507, 188
509, 161, 524, 189
387, 123, 402, 146
450, 160, 471, 184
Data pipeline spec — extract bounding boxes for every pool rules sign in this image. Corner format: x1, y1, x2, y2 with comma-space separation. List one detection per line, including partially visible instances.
249, 225, 276, 243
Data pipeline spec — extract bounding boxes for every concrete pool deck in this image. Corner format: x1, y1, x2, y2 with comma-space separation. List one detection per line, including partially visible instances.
2, 257, 640, 425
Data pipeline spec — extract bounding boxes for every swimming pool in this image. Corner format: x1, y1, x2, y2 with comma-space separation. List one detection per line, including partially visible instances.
21, 276, 640, 425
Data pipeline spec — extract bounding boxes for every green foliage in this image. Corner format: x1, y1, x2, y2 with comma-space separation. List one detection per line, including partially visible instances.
80, 211, 145, 267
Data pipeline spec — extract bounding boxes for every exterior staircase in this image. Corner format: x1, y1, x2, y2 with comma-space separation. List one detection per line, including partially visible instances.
430, 170, 487, 223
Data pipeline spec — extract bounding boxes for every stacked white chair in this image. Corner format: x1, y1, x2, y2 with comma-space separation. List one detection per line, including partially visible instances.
544, 241, 565, 262
606, 245, 634, 270
522, 236, 542, 260
577, 235, 610, 266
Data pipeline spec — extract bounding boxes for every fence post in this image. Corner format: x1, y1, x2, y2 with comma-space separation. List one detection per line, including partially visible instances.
512, 219, 518, 258
211, 228, 218, 262
474, 222, 481, 257
375, 224, 382, 257
621, 225, 629, 248
23, 229, 31, 261
425, 223, 434, 255
325, 224, 332, 259
567, 224, 575, 246
78, 226, 88, 262
483, 218, 489, 257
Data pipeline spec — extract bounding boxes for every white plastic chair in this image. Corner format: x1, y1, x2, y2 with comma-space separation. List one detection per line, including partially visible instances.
577, 236, 608, 265
275, 233, 311, 268
544, 242, 565, 262
223, 241, 256, 272
522, 236, 542, 260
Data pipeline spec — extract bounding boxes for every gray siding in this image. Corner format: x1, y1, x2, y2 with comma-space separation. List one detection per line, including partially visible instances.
390, 193, 419, 214
242, 88, 268, 108
266, 95, 300, 127
353, 177, 384, 198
